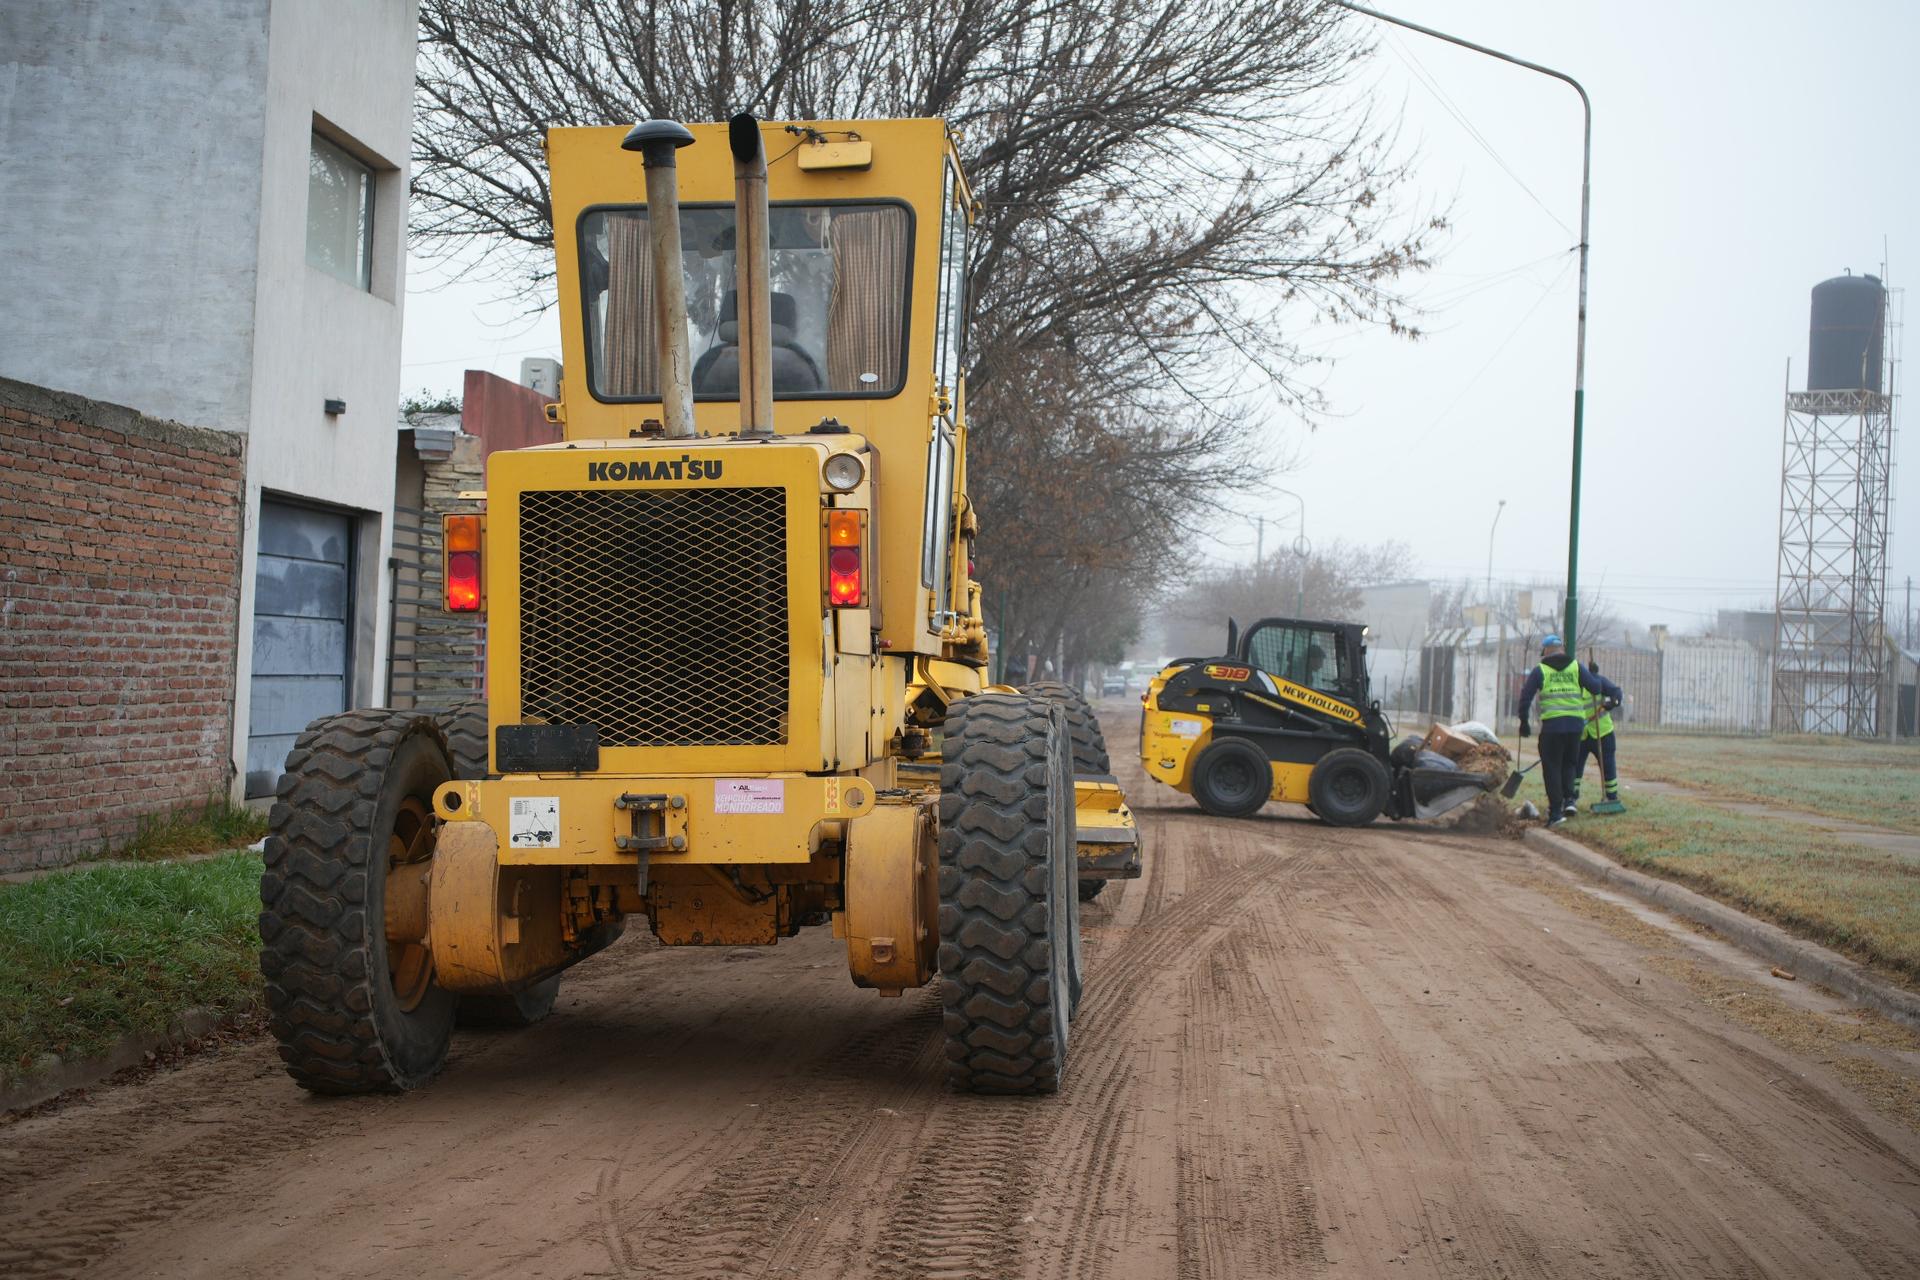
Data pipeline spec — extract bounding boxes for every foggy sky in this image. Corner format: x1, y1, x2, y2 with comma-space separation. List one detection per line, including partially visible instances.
398, 0, 1920, 641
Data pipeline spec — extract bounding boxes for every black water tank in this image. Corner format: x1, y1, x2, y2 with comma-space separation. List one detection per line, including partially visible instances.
1808, 273, 1885, 392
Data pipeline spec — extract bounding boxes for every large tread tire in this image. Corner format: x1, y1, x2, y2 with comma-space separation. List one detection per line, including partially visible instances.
1019, 682, 1110, 907
938, 694, 1079, 1095
431, 699, 488, 779
1190, 737, 1272, 818
1019, 681, 1110, 774
1307, 747, 1391, 827
259, 710, 458, 1095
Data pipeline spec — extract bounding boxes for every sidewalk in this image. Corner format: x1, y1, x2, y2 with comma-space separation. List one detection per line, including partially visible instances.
1627, 778, 1920, 862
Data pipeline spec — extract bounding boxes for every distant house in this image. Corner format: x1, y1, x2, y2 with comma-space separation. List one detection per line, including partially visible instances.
0, 1, 420, 868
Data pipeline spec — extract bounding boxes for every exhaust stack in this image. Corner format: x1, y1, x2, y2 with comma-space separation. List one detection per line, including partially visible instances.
621, 119, 697, 440
729, 114, 775, 438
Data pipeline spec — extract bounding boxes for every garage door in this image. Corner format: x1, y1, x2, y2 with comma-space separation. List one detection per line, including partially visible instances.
247, 501, 353, 798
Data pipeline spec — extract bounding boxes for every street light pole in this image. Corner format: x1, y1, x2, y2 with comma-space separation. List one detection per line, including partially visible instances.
1331, 1, 1592, 653
1485, 497, 1506, 617
1273, 489, 1309, 614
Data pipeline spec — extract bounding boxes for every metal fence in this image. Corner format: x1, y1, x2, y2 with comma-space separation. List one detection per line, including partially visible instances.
1403, 634, 1821, 737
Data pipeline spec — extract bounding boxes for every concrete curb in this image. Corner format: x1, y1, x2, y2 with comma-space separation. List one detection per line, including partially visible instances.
1, 1006, 234, 1115
1521, 827, 1920, 1033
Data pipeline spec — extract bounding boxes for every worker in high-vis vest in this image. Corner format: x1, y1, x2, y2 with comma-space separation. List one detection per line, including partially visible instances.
1573, 659, 1622, 811
1516, 634, 1623, 828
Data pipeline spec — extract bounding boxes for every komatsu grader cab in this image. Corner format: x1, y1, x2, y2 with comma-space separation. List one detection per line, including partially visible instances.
259, 115, 1137, 1097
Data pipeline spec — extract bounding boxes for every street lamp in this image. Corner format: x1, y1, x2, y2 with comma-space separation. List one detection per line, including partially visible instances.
1331, 2, 1592, 653
1268, 489, 1310, 614
1485, 497, 1506, 622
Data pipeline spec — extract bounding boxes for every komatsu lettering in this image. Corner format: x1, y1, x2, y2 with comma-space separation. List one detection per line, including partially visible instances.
586, 456, 723, 483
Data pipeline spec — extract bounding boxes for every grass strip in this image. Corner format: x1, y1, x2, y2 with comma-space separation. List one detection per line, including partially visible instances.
1, 852, 264, 1087
1612, 732, 1920, 836
1513, 775, 1920, 984
117, 796, 268, 861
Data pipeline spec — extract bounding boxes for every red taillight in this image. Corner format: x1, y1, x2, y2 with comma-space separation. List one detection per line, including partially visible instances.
444, 515, 483, 612
825, 510, 865, 607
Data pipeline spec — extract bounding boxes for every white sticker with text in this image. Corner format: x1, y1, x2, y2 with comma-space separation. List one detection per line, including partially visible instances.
1168, 718, 1205, 738
509, 796, 560, 848
715, 779, 785, 814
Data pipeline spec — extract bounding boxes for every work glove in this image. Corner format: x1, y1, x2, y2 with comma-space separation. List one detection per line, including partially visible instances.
1518, 718, 1531, 738
1603, 697, 1620, 711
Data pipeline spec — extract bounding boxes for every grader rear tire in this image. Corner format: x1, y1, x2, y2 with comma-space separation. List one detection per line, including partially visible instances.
432, 699, 488, 778
1020, 681, 1111, 908
937, 694, 1079, 1095
429, 700, 566, 1032
259, 710, 458, 1094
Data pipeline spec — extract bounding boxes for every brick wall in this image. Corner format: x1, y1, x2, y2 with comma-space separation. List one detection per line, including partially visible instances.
0, 377, 247, 872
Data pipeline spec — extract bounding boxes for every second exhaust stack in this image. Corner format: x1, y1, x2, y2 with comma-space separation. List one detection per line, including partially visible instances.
730, 114, 775, 438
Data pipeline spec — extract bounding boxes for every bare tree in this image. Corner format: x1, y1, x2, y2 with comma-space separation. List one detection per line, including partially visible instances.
414, 0, 1440, 659
1157, 539, 1418, 657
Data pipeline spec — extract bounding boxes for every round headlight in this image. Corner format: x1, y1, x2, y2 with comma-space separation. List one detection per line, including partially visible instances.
823, 453, 866, 491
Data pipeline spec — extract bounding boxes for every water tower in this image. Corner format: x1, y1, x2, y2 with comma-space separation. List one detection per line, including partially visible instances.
1771, 272, 1896, 735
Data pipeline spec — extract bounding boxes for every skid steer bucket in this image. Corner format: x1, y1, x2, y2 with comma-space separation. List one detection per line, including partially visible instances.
1405, 766, 1502, 821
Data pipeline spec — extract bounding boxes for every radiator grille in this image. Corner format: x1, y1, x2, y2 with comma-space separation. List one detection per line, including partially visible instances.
517, 486, 790, 747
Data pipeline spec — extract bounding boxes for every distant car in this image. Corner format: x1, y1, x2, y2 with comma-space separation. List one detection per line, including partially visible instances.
1101, 671, 1128, 696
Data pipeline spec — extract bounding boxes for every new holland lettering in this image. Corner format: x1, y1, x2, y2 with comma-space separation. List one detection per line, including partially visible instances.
586, 455, 723, 483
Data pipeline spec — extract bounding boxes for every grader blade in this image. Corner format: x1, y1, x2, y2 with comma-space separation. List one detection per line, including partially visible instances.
1074, 774, 1141, 881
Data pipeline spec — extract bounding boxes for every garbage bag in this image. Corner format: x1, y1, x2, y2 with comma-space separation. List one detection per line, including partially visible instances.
1449, 720, 1499, 746
1414, 750, 1459, 772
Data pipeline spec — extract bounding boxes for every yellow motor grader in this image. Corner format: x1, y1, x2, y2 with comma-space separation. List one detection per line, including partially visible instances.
259, 115, 1137, 1096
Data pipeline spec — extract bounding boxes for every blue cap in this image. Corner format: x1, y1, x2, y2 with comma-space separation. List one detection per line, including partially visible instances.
1541, 633, 1562, 648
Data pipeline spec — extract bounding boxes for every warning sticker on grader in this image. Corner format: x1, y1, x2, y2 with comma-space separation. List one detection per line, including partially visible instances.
715, 780, 785, 814
509, 796, 560, 848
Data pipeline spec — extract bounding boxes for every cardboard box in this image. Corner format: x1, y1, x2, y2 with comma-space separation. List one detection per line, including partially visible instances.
1422, 723, 1479, 762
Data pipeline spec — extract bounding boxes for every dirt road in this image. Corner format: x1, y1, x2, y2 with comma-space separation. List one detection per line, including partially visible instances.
5, 714, 1918, 1279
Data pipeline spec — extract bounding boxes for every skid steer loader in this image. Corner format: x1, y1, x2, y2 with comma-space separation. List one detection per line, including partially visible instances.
1139, 616, 1500, 825
259, 115, 1137, 1097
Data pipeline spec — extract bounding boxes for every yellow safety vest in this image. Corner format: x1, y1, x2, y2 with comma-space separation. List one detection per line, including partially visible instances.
1537, 661, 1586, 722
1583, 693, 1615, 739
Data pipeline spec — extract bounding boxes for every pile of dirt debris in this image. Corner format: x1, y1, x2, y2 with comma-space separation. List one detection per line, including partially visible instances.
1422, 722, 1512, 780
1439, 792, 1530, 838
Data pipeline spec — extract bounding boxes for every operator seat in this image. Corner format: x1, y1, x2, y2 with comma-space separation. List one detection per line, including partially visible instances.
693, 291, 825, 394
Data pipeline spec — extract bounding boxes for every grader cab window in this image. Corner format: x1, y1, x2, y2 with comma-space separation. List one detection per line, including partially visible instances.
581, 202, 911, 401
1247, 623, 1355, 698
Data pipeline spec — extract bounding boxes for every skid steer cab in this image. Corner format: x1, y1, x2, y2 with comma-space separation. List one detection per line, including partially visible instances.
1139, 617, 1498, 825
257, 114, 1137, 1101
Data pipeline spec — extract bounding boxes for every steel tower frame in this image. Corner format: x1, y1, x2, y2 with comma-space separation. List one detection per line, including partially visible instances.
1772, 358, 1896, 734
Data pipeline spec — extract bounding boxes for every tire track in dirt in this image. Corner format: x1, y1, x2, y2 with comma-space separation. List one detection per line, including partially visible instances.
1317, 835, 1920, 1277
0, 1056, 363, 1277
865, 811, 1312, 1280
592, 997, 944, 1279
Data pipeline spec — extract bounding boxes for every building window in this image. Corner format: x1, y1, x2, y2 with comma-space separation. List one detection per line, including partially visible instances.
307, 133, 373, 289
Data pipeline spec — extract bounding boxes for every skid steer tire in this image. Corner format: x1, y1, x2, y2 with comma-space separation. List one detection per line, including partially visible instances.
1190, 737, 1271, 818
937, 694, 1079, 1095
1307, 748, 1391, 827
259, 710, 458, 1095
1020, 682, 1111, 907
427, 701, 566, 1031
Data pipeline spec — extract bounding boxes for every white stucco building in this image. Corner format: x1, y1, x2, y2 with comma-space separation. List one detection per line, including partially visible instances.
1, 0, 420, 798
